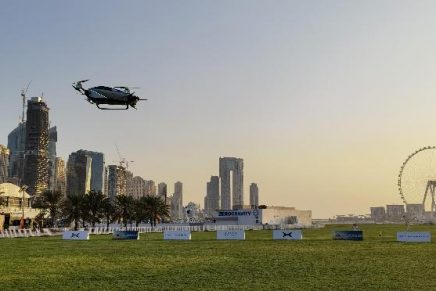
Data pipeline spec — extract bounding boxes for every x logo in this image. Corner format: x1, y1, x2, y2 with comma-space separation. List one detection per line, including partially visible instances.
71, 233, 80, 238
282, 232, 293, 238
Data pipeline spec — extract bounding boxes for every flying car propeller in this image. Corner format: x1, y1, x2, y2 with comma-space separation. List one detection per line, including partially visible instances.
72, 80, 147, 110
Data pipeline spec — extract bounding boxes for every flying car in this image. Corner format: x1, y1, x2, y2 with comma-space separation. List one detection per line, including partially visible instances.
72, 80, 147, 110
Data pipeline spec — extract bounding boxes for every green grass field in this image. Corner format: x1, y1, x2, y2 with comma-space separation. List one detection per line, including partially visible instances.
1, 224, 436, 290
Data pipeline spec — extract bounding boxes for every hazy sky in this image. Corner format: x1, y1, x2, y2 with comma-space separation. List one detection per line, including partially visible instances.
2, 1, 436, 218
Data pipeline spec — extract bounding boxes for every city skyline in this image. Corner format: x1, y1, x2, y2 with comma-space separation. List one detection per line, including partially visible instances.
3, 1, 436, 217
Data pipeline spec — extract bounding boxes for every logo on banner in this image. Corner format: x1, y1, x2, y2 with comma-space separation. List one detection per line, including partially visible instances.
282, 232, 293, 238
71, 233, 80, 238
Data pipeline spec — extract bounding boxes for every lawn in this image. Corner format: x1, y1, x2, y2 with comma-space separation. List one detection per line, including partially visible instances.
1, 224, 436, 290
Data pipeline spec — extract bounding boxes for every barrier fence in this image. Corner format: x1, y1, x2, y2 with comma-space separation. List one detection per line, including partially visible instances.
0, 224, 306, 238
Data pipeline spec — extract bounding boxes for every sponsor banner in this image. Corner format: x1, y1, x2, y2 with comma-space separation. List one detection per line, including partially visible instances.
217, 230, 245, 240
333, 231, 363, 241
397, 232, 431, 242
63, 231, 89, 240
163, 231, 192, 240
273, 230, 303, 240
113, 230, 139, 240
217, 210, 253, 217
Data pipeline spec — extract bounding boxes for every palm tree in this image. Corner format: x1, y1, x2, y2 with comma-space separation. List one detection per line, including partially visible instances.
116, 195, 135, 227
33, 190, 64, 227
102, 197, 117, 228
142, 195, 170, 227
63, 193, 85, 231
132, 198, 149, 227
102, 197, 116, 229
83, 190, 106, 227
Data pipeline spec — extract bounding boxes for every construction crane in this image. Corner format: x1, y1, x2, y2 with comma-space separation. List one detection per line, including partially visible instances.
114, 144, 134, 170
20, 81, 31, 123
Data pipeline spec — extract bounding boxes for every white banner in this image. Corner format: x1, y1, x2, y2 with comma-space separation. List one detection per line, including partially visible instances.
273, 230, 303, 240
217, 230, 245, 240
63, 231, 90, 240
397, 232, 431, 242
164, 231, 191, 240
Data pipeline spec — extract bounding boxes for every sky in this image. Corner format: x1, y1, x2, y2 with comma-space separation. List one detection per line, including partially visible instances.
2, 1, 436, 218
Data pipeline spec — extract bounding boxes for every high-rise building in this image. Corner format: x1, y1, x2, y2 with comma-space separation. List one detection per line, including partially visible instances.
104, 166, 109, 196
66, 150, 92, 196
23, 97, 50, 196
386, 204, 405, 221
130, 176, 146, 199
78, 150, 105, 193
144, 180, 156, 196
171, 181, 183, 219
125, 170, 134, 196
7, 122, 26, 184
204, 176, 219, 216
158, 182, 167, 202
107, 165, 127, 201
370, 206, 386, 222
219, 157, 244, 210
0, 145, 10, 183
249, 183, 259, 206
54, 157, 66, 196
47, 126, 57, 191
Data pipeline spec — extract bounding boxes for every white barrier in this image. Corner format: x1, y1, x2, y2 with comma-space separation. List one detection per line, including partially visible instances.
273, 230, 303, 240
164, 230, 192, 240
217, 230, 245, 240
397, 232, 431, 242
63, 231, 90, 240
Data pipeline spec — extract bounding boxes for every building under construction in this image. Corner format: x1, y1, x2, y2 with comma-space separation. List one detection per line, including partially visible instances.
23, 97, 50, 196
107, 165, 127, 201
0, 145, 9, 183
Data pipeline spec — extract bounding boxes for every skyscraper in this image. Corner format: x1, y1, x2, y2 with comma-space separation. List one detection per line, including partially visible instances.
78, 150, 105, 193
219, 157, 244, 210
171, 181, 183, 219
130, 176, 146, 199
249, 183, 259, 206
7, 122, 26, 184
54, 157, 66, 196
47, 126, 57, 191
23, 97, 50, 196
66, 150, 92, 196
144, 180, 156, 196
204, 176, 219, 215
107, 165, 127, 201
0, 145, 9, 183
158, 182, 167, 202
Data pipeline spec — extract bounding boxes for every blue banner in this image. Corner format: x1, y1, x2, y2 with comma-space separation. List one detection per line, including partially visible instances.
333, 231, 363, 241
113, 230, 139, 240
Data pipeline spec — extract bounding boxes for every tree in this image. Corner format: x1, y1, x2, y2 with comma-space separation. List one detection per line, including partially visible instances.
132, 198, 148, 227
63, 193, 85, 231
142, 195, 170, 227
0, 191, 6, 208
83, 190, 106, 227
33, 190, 64, 227
116, 195, 135, 227
102, 197, 116, 229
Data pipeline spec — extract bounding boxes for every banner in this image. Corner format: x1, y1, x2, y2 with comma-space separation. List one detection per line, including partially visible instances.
397, 232, 431, 242
63, 231, 89, 240
332, 231, 363, 241
217, 230, 245, 240
163, 231, 191, 240
273, 230, 303, 240
113, 230, 139, 240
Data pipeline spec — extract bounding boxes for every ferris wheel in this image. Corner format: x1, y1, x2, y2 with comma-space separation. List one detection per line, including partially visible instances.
398, 146, 436, 215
